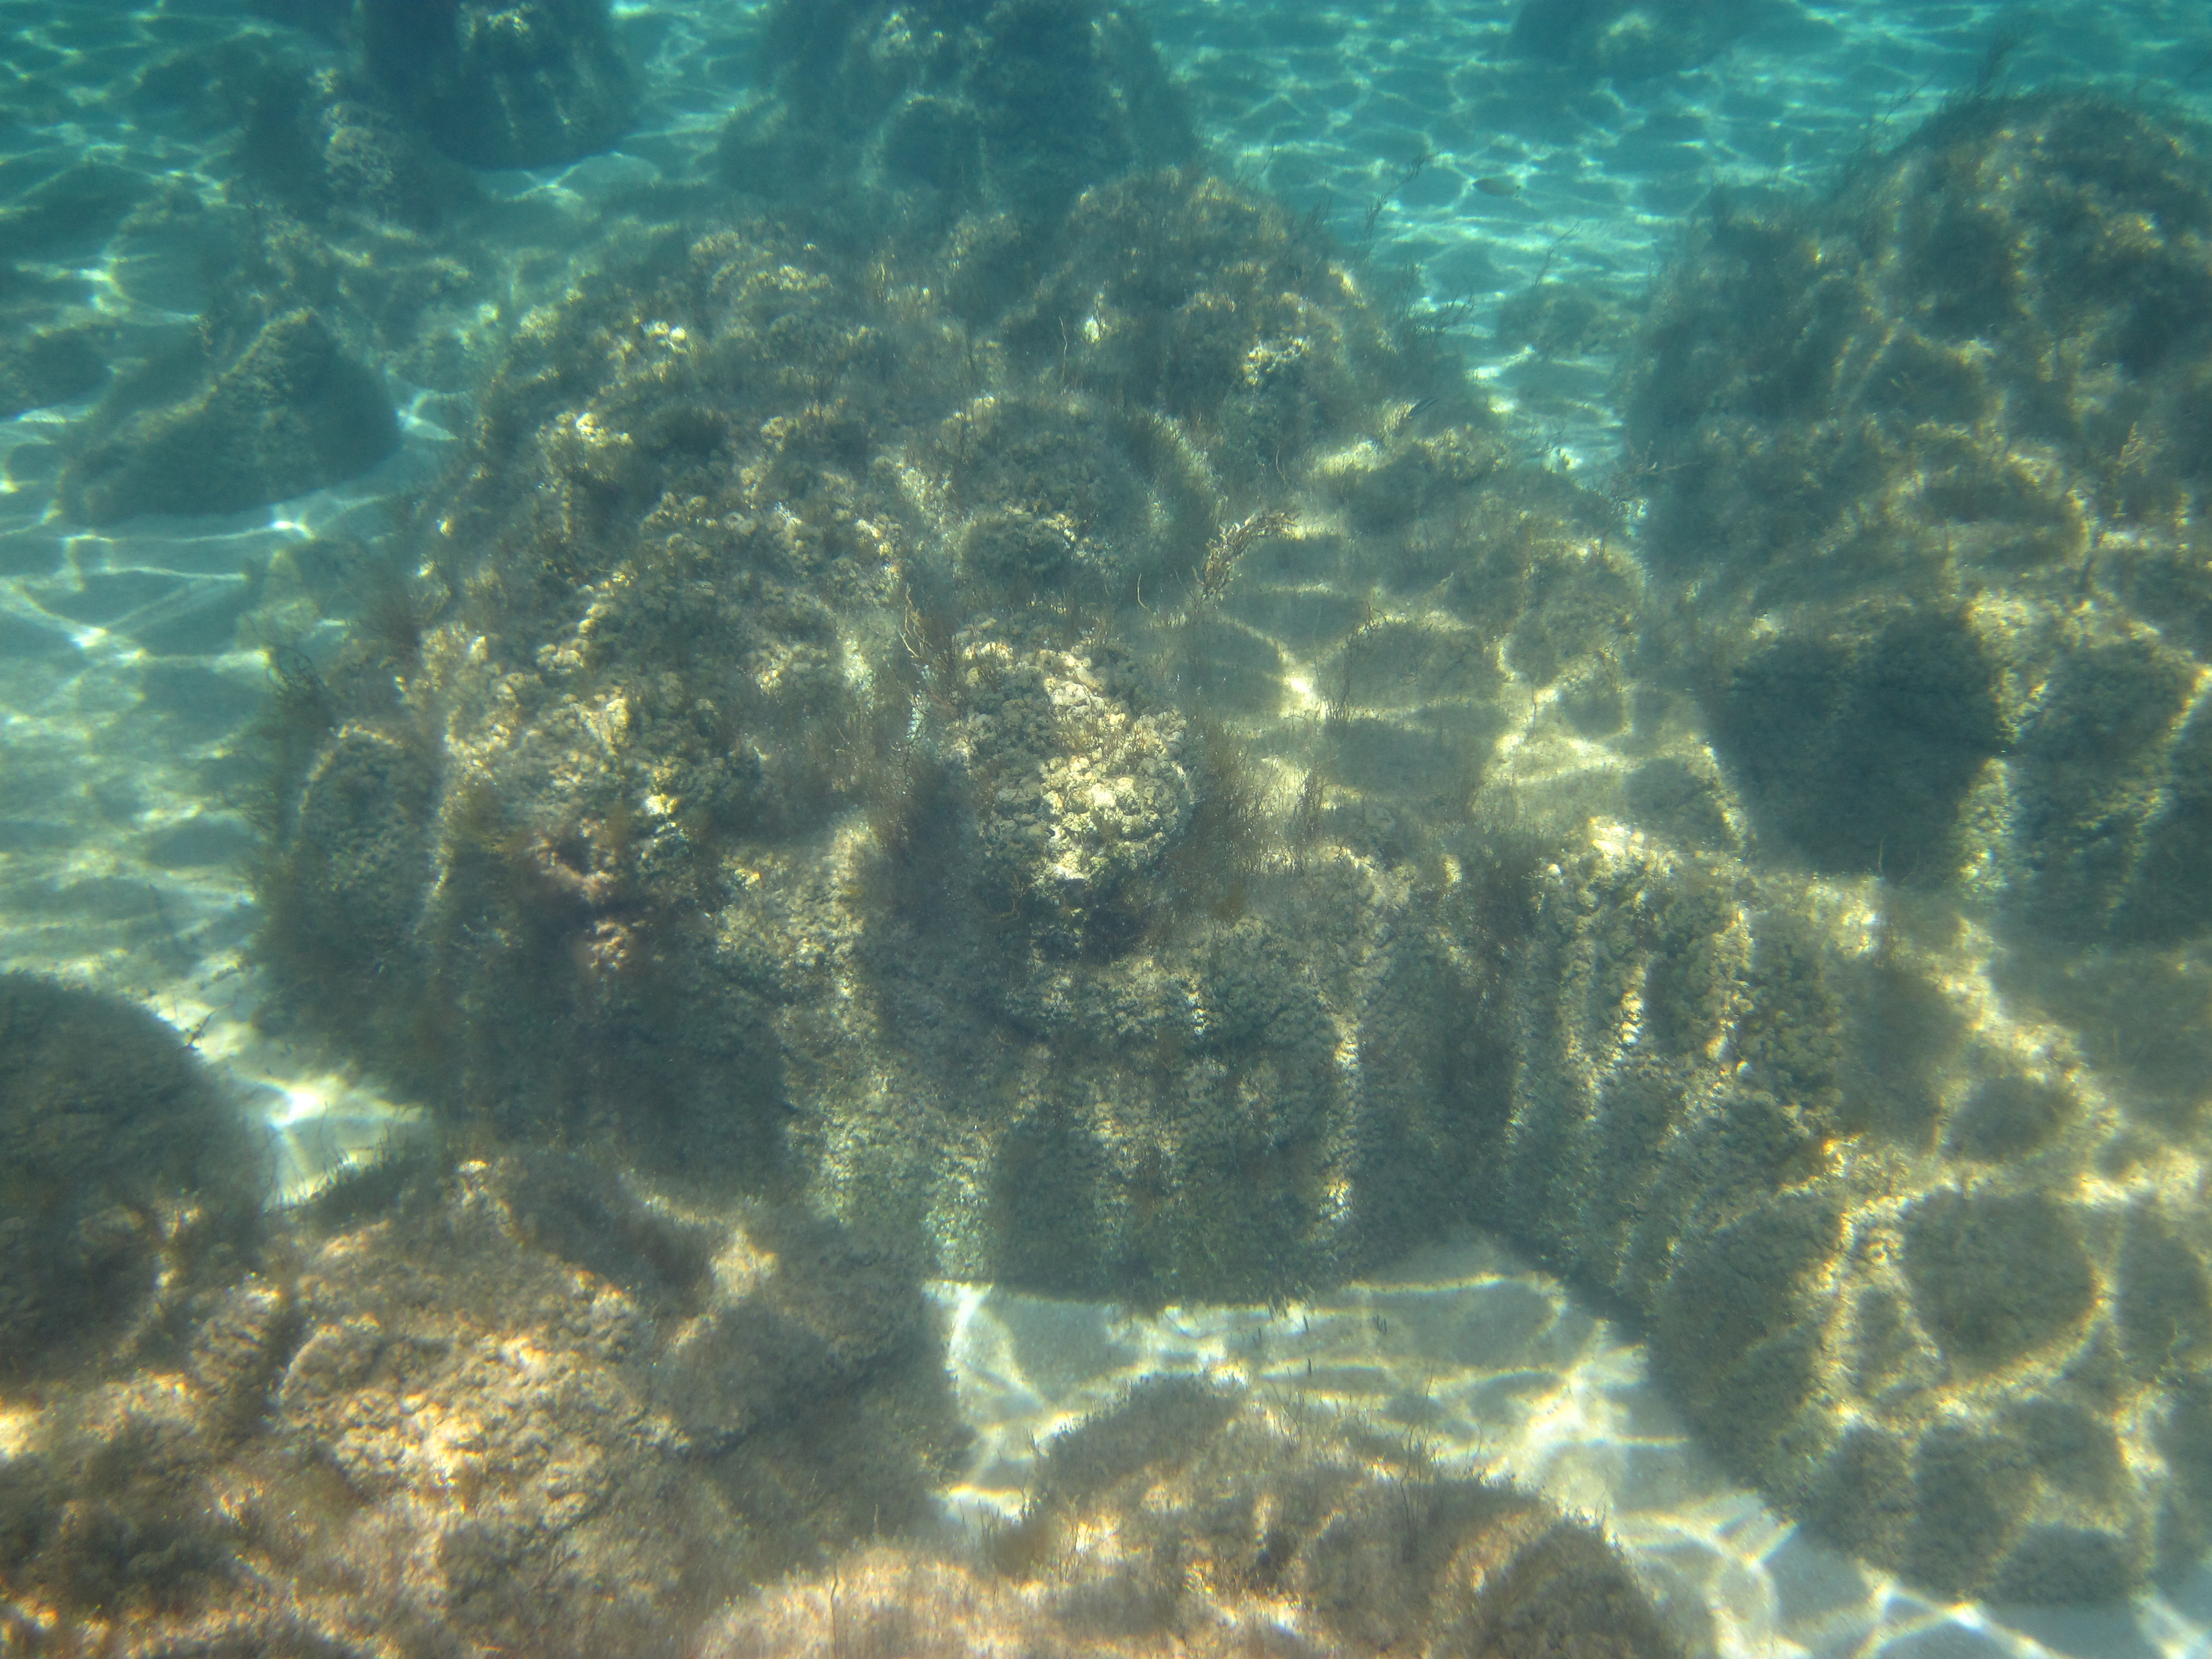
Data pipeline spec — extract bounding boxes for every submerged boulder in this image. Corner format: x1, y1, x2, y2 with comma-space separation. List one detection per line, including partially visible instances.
359, 0, 638, 170
0, 974, 264, 1382
703, 1376, 1683, 1659
719, 0, 1196, 225
64, 308, 398, 523
0, 1151, 963, 1654
233, 62, 478, 230
1512, 89, 2212, 1602
248, 158, 1554, 1306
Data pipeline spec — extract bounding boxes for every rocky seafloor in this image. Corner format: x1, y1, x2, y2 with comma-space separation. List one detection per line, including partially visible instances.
8, 0, 2212, 1651
0, 970, 1684, 1658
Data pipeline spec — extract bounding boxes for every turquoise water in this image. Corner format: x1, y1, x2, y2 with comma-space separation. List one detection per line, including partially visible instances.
6, 1, 2212, 1655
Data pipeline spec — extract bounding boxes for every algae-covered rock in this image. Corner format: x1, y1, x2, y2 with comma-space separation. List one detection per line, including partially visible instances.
233, 62, 476, 230
946, 626, 1196, 953
1628, 91, 2212, 931
247, 12, 2212, 1613
720, 0, 1195, 225
250, 139, 1592, 1307
265, 1156, 956, 1647
0, 975, 264, 1381
360, 0, 637, 170
64, 307, 398, 523
0, 1151, 963, 1653
702, 1376, 1683, 1659
0, 1374, 246, 1620
1475, 89, 2212, 1602
1474, 833, 2178, 1601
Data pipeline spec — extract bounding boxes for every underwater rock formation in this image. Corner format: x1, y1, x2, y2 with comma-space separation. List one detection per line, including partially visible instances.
62, 307, 398, 523
719, 0, 1196, 225
1478, 836, 2175, 1603
1488, 88, 2212, 1603
231, 61, 477, 231
247, 5, 2212, 1608
1508, 0, 1759, 79
0, 326, 103, 421
0, 1151, 964, 1655
0, 975, 264, 1382
252, 160, 1615, 1303
1627, 92, 2212, 940
703, 1376, 1683, 1659
359, 0, 637, 170
102, 24, 620, 526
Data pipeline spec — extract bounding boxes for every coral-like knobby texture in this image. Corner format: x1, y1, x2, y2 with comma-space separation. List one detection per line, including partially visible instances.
252, 160, 1578, 1310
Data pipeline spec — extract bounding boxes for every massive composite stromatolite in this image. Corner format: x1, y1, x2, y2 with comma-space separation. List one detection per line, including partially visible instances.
248, 17, 2212, 1611
1552, 90, 2212, 1601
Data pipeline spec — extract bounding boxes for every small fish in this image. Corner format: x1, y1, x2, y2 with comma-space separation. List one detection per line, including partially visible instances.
1473, 175, 1521, 197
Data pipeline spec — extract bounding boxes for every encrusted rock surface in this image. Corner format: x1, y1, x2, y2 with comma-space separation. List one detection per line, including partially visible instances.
702, 1376, 1683, 1659
1514, 90, 2212, 1601
0, 974, 264, 1381
63, 307, 398, 524
253, 165, 1554, 1308
0, 1151, 963, 1656
246, 61, 2212, 1613
359, 0, 638, 170
719, 0, 1196, 226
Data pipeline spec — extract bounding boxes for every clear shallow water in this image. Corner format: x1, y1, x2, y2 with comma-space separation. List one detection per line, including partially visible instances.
5, 1, 2212, 1655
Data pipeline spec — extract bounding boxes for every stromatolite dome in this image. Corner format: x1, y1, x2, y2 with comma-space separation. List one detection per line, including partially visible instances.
0, 973, 265, 1381
1525, 89, 2212, 1601
251, 49, 2212, 1610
